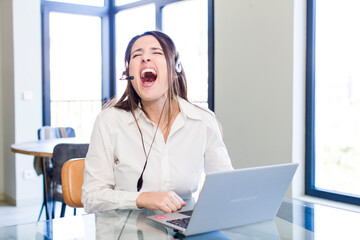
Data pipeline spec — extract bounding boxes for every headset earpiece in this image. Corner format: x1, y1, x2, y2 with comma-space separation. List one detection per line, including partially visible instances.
175, 53, 182, 74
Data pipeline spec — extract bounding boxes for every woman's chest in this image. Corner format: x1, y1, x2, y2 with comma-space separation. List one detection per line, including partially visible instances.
111, 122, 207, 187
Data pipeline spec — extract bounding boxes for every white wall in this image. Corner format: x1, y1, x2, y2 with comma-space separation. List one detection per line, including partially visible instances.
215, 0, 295, 169
0, 0, 5, 200
12, 0, 43, 206
0, 0, 43, 205
0, 0, 16, 202
292, 0, 306, 199
214, 0, 306, 197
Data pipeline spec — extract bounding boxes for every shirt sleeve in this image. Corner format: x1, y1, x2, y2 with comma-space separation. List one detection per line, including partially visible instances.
204, 116, 234, 173
81, 114, 141, 213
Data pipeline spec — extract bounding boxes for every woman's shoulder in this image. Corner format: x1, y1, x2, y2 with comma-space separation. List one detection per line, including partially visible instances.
193, 103, 215, 117
98, 106, 124, 116
96, 107, 131, 124
184, 101, 224, 135
179, 98, 216, 122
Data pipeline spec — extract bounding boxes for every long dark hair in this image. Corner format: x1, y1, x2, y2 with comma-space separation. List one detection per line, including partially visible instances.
112, 31, 188, 119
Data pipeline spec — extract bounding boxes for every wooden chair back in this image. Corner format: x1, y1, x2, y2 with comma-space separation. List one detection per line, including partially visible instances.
61, 158, 85, 208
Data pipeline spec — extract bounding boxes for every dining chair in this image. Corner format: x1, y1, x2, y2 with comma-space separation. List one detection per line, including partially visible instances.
37, 126, 76, 141
61, 158, 85, 208
34, 126, 76, 175
35, 126, 76, 221
51, 143, 88, 218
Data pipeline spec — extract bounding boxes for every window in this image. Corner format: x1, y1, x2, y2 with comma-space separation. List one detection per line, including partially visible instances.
162, 0, 209, 107
306, 0, 360, 205
48, 12, 102, 137
42, 0, 213, 138
46, 0, 104, 6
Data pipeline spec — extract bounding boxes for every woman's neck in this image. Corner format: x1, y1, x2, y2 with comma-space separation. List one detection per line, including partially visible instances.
141, 97, 180, 142
141, 97, 168, 124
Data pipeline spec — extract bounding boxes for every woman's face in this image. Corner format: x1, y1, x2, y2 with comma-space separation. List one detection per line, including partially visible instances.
128, 35, 169, 105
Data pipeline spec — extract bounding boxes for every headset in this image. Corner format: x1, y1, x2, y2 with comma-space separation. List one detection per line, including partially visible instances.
175, 53, 182, 74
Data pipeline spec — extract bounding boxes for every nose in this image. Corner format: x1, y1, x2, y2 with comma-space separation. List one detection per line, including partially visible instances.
141, 53, 151, 62
142, 57, 151, 62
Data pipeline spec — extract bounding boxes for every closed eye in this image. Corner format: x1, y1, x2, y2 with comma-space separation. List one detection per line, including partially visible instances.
151, 47, 163, 55
132, 54, 141, 59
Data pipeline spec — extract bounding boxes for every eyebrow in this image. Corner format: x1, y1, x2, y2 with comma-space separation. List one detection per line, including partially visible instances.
151, 47, 163, 52
131, 47, 163, 55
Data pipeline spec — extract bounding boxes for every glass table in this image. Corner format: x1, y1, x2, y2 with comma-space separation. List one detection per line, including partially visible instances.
1, 198, 360, 239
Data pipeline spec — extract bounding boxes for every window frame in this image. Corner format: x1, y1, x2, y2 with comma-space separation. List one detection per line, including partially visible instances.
305, 0, 360, 205
41, 0, 215, 125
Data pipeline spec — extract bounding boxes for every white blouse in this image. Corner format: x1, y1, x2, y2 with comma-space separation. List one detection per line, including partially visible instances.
82, 98, 233, 213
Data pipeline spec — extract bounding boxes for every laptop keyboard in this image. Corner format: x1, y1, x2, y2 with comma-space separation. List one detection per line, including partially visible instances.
166, 211, 193, 229
167, 217, 190, 228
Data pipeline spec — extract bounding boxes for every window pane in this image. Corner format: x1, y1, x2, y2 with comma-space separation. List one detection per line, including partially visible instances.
49, 12, 102, 138
315, 0, 360, 196
45, 0, 104, 6
115, 0, 141, 6
162, 0, 208, 108
115, 4, 156, 97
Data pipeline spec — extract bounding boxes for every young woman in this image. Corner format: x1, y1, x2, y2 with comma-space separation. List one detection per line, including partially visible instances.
82, 31, 233, 214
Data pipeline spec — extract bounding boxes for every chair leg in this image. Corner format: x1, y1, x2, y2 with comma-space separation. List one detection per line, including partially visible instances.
52, 201, 55, 219
74, 208, 76, 216
60, 203, 66, 218
37, 202, 45, 221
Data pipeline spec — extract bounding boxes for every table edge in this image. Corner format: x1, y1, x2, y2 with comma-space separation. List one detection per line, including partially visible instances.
11, 147, 53, 158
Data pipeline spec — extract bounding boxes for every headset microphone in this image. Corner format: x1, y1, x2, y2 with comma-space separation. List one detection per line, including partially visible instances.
119, 75, 134, 80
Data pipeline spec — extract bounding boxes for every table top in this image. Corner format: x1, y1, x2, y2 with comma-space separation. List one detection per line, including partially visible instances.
11, 137, 89, 158
1, 198, 360, 239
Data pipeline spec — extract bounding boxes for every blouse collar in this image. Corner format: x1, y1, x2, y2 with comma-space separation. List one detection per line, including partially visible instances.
127, 97, 203, 125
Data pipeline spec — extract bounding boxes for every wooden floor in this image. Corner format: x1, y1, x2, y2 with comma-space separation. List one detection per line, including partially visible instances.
0, 201, 85, 228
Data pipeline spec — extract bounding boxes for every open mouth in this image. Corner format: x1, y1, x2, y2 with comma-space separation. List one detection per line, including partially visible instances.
140, 68, 157, 84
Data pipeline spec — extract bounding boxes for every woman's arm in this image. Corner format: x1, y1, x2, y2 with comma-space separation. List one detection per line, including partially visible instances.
82, 115, 141, 213
136, 191, 186, 213
204, 116, 233, 173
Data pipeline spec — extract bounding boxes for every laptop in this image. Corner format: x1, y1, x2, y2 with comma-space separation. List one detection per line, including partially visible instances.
147, 163, 298, 236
